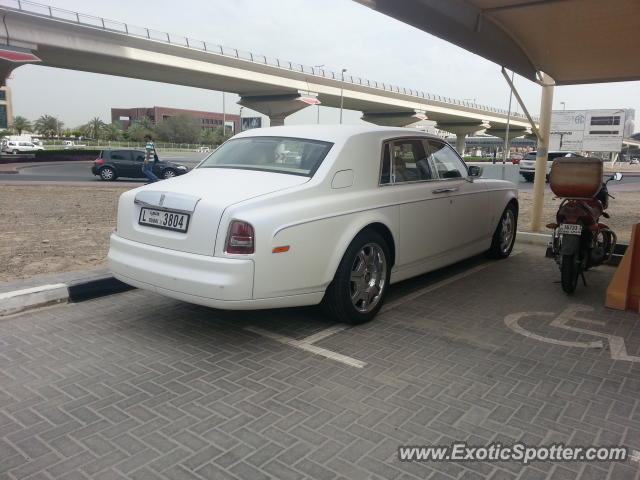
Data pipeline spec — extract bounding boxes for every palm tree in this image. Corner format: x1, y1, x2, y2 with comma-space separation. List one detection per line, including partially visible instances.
85, 116, 106, 140
33, 115, 64, 137
11, 116, 32, 135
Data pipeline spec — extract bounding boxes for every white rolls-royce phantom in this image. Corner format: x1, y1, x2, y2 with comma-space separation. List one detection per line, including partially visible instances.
108, 125, 518, 324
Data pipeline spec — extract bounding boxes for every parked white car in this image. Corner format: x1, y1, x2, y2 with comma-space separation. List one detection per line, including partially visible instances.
520, 151, 583, 182
2, 140, 44, 154
108, 125, 518, 324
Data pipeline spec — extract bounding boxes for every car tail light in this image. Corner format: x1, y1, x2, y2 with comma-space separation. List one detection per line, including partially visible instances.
95, 159, 103, 165
225, 221, 254, 254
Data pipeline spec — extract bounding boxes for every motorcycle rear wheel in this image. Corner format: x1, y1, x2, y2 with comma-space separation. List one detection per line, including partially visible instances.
561, 254, 579, 294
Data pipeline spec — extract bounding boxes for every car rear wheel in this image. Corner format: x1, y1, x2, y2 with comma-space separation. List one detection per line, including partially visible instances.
12, 149, 19, 154
487, 203, 517, 259
162, 168, 177, 179
322, 230, 390, 325
99, 166, 116, 181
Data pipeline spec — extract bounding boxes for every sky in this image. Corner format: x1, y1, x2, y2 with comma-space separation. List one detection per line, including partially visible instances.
9, 0, 640, 131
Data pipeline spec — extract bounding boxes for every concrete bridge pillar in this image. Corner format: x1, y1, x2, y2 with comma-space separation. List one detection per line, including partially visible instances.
0, 45, 42, 86
436, 122, 491, 154
238, 92, 319, 127
361, 110, 427, 127
485, 127, 530, 156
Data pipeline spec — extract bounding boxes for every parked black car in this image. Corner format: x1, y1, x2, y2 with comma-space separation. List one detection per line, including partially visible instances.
91, 149, 188, 181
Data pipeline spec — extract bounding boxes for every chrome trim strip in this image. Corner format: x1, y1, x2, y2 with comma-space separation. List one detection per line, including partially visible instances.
134, 199, 194, 215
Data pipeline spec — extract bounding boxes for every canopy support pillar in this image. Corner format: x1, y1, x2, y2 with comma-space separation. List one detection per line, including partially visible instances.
531, 72, 555, 232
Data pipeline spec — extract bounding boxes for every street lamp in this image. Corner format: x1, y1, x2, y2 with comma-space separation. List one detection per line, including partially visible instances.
314, 65, 324, 124
340, 68, 347, 124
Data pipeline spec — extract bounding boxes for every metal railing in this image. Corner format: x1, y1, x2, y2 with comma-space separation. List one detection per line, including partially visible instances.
0, 0, 537, 122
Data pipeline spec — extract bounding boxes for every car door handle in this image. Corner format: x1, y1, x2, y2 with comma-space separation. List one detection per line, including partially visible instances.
432, 187, 458, 194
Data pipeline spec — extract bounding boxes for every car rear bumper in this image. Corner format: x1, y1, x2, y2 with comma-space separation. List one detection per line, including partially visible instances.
108, 233, 254, 302
108, 233, 325, 310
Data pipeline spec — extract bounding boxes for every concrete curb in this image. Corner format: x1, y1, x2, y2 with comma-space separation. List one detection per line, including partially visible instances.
0, 284, 69, 316
0, 275, 134, 317
516, 230, 551, 246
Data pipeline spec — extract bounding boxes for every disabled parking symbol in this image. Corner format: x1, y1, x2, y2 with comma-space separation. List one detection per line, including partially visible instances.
505, 304, 640, 362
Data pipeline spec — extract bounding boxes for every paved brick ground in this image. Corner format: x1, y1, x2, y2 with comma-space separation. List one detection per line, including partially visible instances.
1, 246, 639, 479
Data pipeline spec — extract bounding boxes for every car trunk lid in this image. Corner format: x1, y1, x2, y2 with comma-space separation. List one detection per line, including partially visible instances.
116, 168, 309, 255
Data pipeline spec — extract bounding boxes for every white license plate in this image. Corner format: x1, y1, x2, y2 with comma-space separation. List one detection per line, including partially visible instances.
139, 208, 189, 233
559, 223, 582, 235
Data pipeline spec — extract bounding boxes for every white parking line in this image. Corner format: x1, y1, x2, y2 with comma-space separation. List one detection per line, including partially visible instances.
245, 253, 522, 368
244, 326, 366, 368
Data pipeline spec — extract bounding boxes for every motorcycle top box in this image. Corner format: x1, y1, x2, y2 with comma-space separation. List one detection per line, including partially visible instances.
550, 157, 603, 199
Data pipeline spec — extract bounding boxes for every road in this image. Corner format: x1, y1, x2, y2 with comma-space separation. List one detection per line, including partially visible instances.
2, 153, 640, 191
0, 152, 208, 183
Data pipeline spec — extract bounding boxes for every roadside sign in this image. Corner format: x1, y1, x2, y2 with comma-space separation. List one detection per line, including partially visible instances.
550, 109, 626, 152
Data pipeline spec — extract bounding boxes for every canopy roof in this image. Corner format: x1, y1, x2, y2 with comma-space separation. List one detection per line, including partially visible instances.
355, 0, 640, 85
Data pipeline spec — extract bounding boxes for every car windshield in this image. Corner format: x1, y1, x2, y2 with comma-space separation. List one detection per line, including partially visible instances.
198, 136, 333, 177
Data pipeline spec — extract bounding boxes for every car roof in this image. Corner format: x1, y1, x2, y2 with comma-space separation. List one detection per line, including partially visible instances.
232, 124, 443, 143
105, 149, 145, 152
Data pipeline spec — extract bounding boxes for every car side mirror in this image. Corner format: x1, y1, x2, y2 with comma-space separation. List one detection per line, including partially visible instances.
613, 172, 623, 181
468, 165, 483, 178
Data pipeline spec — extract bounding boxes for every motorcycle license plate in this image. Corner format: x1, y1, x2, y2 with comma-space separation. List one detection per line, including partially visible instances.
559, 223, 582, 235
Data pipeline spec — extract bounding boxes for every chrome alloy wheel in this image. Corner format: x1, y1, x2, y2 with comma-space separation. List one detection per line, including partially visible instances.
499, 208, 515, 254
349, 243, 387, 313
100, 168, 114, 180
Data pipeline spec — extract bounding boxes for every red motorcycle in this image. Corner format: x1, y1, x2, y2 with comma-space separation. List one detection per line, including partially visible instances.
546, 157, 622, 293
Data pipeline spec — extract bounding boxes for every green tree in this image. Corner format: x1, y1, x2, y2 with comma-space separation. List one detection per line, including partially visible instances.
200, 126, 231, 146
84, 116, 106, 140
126, 116, 156, 142
11, 116, 32, 135
155, 115, 201, 144
103, 122, 124, 141
33, 115, 64, 137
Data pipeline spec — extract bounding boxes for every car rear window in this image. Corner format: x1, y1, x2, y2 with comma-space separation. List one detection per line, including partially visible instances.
523, 153, 536, 160
198, 136, 333, 177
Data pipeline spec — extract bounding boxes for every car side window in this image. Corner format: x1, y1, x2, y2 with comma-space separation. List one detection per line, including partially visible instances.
428, 141, 468, 179
110, 151, 131, 161
134, 153, 146, 162
391, 139, 432, 183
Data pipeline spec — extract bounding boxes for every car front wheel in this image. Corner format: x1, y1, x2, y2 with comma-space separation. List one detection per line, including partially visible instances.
487, 203, 517, 258
322, 230, 391, 325
99, 167, 116, 181
162, 168, 177, 179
